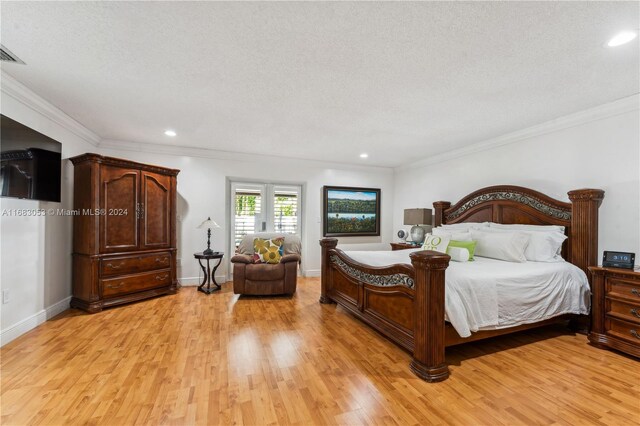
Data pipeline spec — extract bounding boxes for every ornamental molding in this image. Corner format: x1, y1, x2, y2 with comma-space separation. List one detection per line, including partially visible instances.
70, 153, 180, 176
567, 190, 605, 201
1, 71, 101, 146
330, 255, 414, 289
447, 191, 571, 221
400, 94, 639, 170
411, 261, 450, 270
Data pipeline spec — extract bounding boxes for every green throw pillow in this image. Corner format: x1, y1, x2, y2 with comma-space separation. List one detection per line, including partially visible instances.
447, 240, 477, 261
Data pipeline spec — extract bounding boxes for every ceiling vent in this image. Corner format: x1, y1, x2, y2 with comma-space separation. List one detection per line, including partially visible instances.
0, 45, 25, 64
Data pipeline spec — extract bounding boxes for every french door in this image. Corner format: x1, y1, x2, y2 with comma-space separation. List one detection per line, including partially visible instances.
230, 181, 302, 249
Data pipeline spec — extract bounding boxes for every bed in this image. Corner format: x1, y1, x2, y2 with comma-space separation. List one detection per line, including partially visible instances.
319, 185, 604, 382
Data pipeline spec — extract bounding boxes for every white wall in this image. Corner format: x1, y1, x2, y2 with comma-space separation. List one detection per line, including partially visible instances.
393, 99, 640, 259
98, 142, 395, 282
1, 74, 99, 345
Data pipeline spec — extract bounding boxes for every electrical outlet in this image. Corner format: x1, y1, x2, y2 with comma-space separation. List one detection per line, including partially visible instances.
2, 290, 10, 304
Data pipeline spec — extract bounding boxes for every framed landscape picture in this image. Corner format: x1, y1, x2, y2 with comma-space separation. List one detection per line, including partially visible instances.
323, 186, 381, 237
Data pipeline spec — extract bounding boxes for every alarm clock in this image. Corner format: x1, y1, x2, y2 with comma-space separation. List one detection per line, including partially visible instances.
602, 251, 635, 269
397, 230, 407, 241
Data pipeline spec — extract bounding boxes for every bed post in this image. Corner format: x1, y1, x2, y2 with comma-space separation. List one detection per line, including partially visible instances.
567, 189, 605, 276
433, 201, 451, 226
319, 238, 338, 304
409, 250, 451, 382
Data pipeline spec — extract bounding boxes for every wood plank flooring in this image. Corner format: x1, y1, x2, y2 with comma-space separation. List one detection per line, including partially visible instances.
1, 278, 639, 425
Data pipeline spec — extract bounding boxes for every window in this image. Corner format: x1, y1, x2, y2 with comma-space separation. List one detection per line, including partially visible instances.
234, 188, 262, 247
273, 189, 298, 234
230, 182, 302, 248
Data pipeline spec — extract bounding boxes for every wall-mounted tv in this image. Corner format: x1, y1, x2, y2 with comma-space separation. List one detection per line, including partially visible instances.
1, 114, 62, 202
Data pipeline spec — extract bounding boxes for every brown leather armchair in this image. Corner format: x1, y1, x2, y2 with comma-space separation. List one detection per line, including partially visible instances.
231, 233, 301, 295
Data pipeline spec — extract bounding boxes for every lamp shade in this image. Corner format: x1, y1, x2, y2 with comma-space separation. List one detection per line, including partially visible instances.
197, 217, 221, 229
403, 208, 432, 225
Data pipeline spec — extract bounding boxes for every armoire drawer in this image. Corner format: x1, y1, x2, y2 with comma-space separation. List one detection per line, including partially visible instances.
101, 269, 171, 297
101, 252, 171, 277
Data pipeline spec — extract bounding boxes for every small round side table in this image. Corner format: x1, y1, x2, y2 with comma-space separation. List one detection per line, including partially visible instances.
194, 252, 224, 294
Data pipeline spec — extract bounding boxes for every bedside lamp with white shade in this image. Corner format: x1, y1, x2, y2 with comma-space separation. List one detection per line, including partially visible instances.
403, 208, 432, 244
197, 217, 221, 255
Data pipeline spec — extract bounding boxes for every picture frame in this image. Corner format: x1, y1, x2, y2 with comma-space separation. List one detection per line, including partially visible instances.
323, 186, 381, 237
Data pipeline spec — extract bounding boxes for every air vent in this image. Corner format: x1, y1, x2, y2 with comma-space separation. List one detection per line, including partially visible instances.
0, 45, 25, 64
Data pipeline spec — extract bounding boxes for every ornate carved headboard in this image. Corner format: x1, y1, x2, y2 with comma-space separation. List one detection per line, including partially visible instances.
433, 185, 604, 276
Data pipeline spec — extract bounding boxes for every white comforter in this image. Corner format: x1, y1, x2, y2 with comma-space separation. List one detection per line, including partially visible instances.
344, 249, 590, 338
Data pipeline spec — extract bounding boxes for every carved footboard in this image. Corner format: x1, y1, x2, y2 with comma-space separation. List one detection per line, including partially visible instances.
319, 238, 451, 382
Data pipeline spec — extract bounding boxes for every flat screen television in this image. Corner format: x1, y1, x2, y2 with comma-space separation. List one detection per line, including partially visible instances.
1, 114, 62, 202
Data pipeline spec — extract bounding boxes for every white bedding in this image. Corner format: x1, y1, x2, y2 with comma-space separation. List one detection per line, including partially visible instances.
344, 249, 590, 338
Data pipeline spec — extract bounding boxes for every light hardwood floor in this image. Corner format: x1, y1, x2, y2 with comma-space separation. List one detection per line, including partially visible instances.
1, 278, 639, 425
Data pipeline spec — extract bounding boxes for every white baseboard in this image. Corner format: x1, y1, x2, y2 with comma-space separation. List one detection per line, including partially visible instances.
179, 275, 228, 286
46, 296, 72, 319
0, 296, 71, 347
304, 269, 321, 277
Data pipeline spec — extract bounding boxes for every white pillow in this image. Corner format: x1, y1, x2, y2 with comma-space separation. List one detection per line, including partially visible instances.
470, 229, 530, 263
432, 227, 472, 241
421, 233, 450, 253
447, 246, 470, 262
440, 222, 489, 232
489, 223, 565, 234
481, 227, 567, 262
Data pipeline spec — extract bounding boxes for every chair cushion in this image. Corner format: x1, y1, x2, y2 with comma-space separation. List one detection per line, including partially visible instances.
253, 237, 284, 264
238, 233, 301, 256
246, 263, 285, 281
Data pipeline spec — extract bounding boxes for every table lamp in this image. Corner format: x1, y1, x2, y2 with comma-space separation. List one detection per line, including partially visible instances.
403, 208, 432, 244
197, 217, 221, 255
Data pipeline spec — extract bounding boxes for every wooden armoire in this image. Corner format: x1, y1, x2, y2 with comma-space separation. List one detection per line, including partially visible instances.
70, 153, 180, 313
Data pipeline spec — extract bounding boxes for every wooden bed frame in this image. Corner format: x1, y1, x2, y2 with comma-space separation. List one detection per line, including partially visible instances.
319, 185, 604, 382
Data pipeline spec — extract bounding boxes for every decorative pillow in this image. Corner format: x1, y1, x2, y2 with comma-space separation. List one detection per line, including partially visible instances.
481, 227, 566, 262
432, 227, 473, 241
421, 234, 450, 253
469, 229, 530, 263
447, 247, 471, 262
447, 240, 477, 261
253, 237, 284, 264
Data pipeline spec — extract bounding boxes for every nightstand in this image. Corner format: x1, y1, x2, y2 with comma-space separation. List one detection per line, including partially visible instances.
390, 242, 420, 251
588, 265, 640, 358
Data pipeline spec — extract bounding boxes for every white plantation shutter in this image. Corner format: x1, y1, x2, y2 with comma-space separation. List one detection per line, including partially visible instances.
273, 190, 299, 234
234, 189, 262, 247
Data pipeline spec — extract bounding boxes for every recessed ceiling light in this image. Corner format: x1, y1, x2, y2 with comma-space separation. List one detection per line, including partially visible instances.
360, 153, 368, 158
607, 31, 637, 47
164, 129, 177, 137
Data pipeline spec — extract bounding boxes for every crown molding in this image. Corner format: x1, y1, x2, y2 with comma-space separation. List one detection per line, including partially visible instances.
98, 139, 395, 173
399, 93, 640, 171
1, 71, 101, 146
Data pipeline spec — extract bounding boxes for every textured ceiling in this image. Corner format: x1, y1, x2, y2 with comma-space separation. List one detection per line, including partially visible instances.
1, 1, 638, 167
